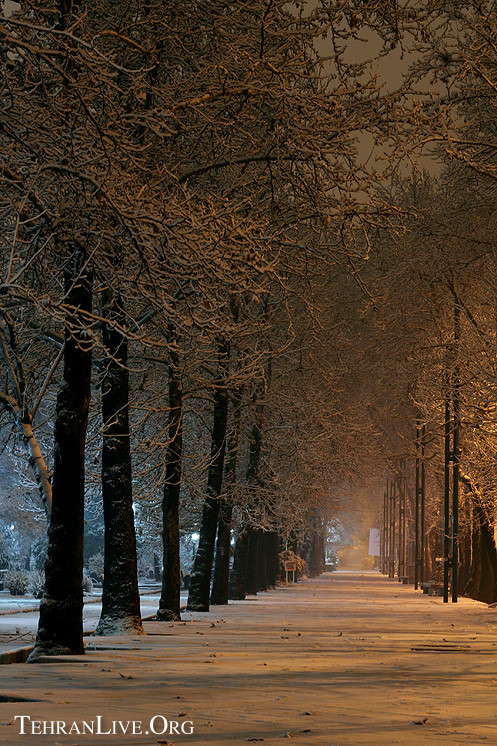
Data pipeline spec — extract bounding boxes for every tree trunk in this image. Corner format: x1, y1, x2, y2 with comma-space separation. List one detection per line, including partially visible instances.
240, 403, 264, 596
266, 531, 280, 587
256, 530, 268, 591
20, 420, 53, 520
306, 532, 316, 577
0, 394, 52, 519
157, 346, 183, 621
318, 529, 326, 574
228, 528, 249, 600
95, 294, 143, 636
463, 487, 497, 604
0, 312, 54, 519
245, 527, 259, 595
211, 386, 242, 606
458, 495, 472, 595
29, 247, 92, 661
210, 499, 233, 605
309, 536, 319, 577
187, 341, 229, 612
306, 515, 324, 577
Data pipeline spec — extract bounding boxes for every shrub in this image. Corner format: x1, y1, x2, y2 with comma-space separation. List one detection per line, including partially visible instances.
28, 570, 45, 599
5, 569, 30, 596
0, 535, 10, 569
87, 552, 104, 577
278, 549, 307, 576
31, 536, 48, 572
82, 573, 94, 595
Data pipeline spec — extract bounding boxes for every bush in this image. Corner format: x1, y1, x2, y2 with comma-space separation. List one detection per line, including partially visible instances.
0, 535, 10, 569
28, 570, 45, 599
5, 570, 30, 595
82, 573, 94, 595
31, 536, 48, 572
87, 552, 104, 577
278, 549, 307, 576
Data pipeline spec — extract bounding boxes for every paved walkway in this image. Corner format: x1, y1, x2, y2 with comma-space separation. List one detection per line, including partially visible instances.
1, 572, 496, 744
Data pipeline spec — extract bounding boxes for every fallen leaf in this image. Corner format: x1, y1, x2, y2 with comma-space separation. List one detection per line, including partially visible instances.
118, 672, 134, 679
412, 718, 428, 725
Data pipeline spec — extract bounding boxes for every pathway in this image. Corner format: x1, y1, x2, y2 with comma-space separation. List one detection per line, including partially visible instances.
1, 571, 496, 744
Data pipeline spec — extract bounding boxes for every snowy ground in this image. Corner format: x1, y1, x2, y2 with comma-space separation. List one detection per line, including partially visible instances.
1, 571, 497, 744
0, 591, 188, 655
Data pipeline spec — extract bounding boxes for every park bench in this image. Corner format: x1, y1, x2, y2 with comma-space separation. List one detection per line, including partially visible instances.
420, 581, 444, 596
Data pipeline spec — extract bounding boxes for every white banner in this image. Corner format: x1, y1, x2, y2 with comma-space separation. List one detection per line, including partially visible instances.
368, 528, 380, 556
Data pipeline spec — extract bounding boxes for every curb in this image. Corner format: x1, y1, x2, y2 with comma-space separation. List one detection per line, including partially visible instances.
0, 646, 33, 664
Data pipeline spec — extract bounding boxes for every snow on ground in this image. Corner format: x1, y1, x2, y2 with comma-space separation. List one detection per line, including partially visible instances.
1, 571, 496, 745
0, 592, 188, 654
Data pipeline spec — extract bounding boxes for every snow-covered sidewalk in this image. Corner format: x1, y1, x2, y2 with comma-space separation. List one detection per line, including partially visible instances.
1, 571, 496, 744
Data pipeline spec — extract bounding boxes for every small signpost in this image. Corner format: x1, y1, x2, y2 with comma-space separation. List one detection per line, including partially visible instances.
285, 560, 296, 585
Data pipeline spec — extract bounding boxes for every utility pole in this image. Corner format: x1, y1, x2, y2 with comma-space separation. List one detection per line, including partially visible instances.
382, 488, 388, 574
397, 469, 402, 580
415, 424, 420, 590
420, 424, 426, 585
452, 300, 461, 603
443, 293, 462, 603
398, 460, 406, 581
443, 361, 451, 604
403, 465, 406, 579
389, 478, 396, 579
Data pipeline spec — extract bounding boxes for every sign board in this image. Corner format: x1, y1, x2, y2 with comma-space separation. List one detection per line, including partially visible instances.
285, 561, 296, 572
368, 528, 380, 556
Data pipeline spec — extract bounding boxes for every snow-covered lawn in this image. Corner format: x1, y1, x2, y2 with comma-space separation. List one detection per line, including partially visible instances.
1, 571, 496, 744
0, 593, 188, 654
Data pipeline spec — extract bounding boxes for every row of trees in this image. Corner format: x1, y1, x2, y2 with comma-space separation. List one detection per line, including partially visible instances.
0, 0, 395, 659
3, 0, 497, 664
370, 167, 497, 603
373, 2, 497, 602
